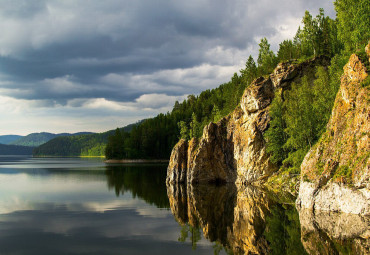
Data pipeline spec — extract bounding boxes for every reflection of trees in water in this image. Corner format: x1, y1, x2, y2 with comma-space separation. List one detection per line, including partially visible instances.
167, 183, 307, 254
105, 164, 170, 209
178, 224, 202, 250
264, 204, 307, 255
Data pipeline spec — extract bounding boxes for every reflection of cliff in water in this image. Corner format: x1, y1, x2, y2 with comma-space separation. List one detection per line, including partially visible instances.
167, 183, 306, 254
298, 209, 370, 255
105, 165, 170, 209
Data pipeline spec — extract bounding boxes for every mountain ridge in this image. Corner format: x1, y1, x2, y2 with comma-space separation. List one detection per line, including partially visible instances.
10, 132, 95, 147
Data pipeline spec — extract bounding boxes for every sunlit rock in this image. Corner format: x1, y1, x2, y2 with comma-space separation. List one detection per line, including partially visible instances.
297, 42, 370, 215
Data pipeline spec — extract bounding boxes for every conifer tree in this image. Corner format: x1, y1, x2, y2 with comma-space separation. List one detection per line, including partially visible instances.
257, 38, 278, 75
264, 90, 288, 165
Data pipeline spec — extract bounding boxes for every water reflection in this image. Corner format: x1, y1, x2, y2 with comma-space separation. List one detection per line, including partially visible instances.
105, 165, 170, 209
298, 209, 370, 254
0, 158, 219, 254
167, 183, 306, 254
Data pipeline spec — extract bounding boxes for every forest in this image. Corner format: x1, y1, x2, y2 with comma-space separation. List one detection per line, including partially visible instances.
33, 123, 138, 156
106, 0, 368, 165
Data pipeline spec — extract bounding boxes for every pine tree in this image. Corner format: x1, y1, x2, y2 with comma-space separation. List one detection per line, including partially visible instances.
257, 38, 278, 75
335, 0, 370, 51
264, 90, 289, 165
240, 55, 258, 86
190, 112, 201, 138
178, 121, 189, 140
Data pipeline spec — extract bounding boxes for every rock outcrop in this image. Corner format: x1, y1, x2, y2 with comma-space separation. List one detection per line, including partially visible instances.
167, 56, 329, 184
297, 43, 370, 215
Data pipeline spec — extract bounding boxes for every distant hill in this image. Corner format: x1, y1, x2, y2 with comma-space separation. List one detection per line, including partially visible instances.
11, 132, 94, 147
0, 135, 23, 145
33, 123, 141, 157
0, 144, 34, 155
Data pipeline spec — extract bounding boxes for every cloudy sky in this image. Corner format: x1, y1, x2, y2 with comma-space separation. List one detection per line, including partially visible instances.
0, 0, 335, 135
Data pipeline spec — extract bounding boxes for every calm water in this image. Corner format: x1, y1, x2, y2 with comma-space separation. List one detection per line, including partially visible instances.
0, 156, 366, 254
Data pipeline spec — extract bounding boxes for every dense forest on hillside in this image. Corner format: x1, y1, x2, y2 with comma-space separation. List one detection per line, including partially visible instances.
106, 0, 369, 161
12, 132, 94, 147
33, 123, 138, 156
0, 144, 34, 155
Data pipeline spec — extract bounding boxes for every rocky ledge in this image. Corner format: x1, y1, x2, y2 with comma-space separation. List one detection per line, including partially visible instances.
167, 56, 329, 185
296, 43, 370, 215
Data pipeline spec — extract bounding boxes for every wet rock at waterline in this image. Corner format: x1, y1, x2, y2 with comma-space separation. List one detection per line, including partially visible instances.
299, 209, 370, 254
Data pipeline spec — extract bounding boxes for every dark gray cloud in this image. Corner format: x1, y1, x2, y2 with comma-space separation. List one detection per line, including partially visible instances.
0, 0, 336, 134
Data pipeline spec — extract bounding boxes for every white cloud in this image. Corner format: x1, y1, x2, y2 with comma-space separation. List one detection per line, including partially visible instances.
0, 0, 337, 134
102, 63, 239, 96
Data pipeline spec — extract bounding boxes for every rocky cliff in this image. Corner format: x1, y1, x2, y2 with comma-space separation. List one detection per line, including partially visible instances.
167, 56, 329, 185
296, 43, 370, 215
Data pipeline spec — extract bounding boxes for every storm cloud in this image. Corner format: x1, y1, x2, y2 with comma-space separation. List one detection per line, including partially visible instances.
0, 0, 335, 134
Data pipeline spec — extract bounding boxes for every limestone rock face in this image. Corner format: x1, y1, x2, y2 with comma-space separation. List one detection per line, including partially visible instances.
167, 56, 329, 184
297, 42, 370, 215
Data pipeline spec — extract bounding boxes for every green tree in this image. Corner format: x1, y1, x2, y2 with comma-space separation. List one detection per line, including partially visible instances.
277, 40, 298, 62
257, 37, 278, 75
264, 90, 289, 165
299, 11, 316, 57
105, 128, 125, 159
284, 77, 316, 150
212, 105, 222, 123
335, 0, 370, 51
313, 66, 336, 135
282, 77, 317, 171
295, 9, 341, 58
178, 121, 189, 140
190, 112, 201, 138
240, 55, 258, 85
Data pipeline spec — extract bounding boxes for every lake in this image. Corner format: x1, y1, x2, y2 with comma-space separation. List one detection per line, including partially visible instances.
0, 156, 366, 254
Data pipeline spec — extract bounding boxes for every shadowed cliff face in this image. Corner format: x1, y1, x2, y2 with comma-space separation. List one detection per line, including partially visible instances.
167, 183, 308, 254
167, 56, 330, 185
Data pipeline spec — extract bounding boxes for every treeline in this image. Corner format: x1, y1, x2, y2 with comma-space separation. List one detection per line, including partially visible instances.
264, 0, 369, 172
0, 144, 34, 155
105, 77, 247, 159
33, 132, 109, 156
105, 165, 170, 208
33, 123, 138, 156
12, 132, 94, 147
106, 0, 368, 161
